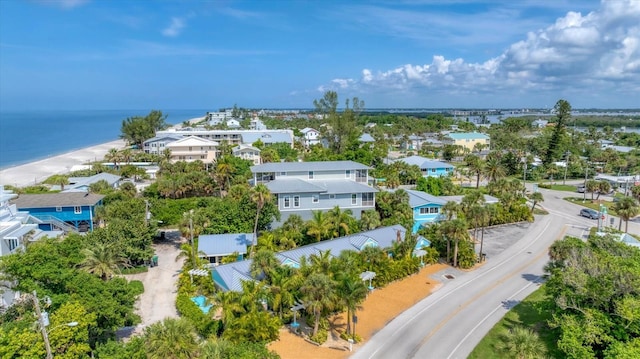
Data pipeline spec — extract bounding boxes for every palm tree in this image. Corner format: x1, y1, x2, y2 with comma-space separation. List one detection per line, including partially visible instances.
301, 272, 336, 337
105, 148, 122, 169
465, 154, 484, 189
175, 242, 206, 270
215, 156, 235, 195
442, 218, 469, 267
613, 197, 640, 232
78, 243, 128, 280
306, 210, 331, 242
250, 184, 272, 257
267, 268, 298, 319
546, 164, 559, 185
250, 248, 279, 283
359, 209, 381, 231
213, 290, 242, 328
44, 174, 69, 191
528, 191, 544, 212
144, 318, 199, 359
484, 156, 506, 183
336, 273, 368, 337
309, 249, 333, 275
327, 206, 353, 238
495, 325, 546, 359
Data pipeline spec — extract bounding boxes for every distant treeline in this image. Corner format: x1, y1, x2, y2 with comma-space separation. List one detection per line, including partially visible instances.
514, 115, 640, 128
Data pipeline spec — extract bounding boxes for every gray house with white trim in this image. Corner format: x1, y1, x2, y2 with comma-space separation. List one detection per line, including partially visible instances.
250, 161, 377, 224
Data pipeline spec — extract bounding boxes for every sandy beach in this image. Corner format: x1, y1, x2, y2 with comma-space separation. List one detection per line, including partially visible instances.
0, 139, 126, 188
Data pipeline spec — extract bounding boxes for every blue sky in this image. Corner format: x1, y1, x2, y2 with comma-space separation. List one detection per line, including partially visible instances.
1, 0, 638, 110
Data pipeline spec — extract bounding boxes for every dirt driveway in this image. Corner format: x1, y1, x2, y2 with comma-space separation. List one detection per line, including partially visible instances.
124, 230, 184, 334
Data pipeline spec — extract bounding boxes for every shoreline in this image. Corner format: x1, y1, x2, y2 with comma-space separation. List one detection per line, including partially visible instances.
0, 139, 127, 188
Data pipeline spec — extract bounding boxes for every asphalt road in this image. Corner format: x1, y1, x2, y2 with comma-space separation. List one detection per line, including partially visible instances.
351, 188, 639, 359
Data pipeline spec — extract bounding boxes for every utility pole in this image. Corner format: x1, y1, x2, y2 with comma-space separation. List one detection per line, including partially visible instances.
583, 163, 589, 203
32, 291, 53, 359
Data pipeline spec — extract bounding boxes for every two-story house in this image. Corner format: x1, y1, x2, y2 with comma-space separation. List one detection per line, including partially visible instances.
394, 155, 455, 177
300, 127, 320, 147
232, 144, 261, 165
165, 136, 219, 164
446, 132, 490, 151
143, 134, 184, 155
11, 192, 105, 232
1, 187, 62, 307
250, 161, 377, 225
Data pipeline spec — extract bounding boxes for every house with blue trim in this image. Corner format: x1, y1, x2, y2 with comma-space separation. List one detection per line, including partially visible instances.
251, 161, 377, 225
11, 192, 104, 232
394, 156, 455, 178
64, 173, 122, 192
211, 225, 430, 292
198, 232, 255, 265
406, 190, 500, 233
406, 190, 448, 233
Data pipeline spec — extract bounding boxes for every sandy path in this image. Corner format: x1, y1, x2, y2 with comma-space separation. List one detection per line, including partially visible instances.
0, 139, 126, 187
268, 263, 449, 359
125, 236, 183, 332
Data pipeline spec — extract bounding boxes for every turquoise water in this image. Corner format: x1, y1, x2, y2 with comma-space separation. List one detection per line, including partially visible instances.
0, 109, 208, 169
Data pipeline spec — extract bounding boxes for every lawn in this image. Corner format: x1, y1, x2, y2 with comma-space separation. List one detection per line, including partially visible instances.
537, 183, 579, 192
565, 197, 619, 216
468, 285, 563, 359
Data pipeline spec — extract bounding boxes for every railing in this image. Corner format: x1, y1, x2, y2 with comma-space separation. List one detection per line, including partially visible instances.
32, 215, 79, 233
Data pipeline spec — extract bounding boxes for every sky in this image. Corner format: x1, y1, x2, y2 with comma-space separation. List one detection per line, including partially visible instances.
0, 0, 639, 110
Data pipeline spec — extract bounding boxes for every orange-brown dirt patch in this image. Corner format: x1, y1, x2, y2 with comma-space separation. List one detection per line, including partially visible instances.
268, 263, 449, 359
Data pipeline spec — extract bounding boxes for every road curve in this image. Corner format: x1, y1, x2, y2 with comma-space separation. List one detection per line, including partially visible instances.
351, 189, 638, 359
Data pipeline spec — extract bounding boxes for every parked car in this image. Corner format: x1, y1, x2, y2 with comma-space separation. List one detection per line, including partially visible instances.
576, 186, 585, 193
580, 208, 599, 219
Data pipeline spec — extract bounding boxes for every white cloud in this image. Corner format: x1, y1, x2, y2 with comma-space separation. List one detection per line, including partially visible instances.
162, 17, 186, 37
318, 0, 640, 105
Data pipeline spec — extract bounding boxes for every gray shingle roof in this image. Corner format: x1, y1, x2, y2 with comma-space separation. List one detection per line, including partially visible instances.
212, 224, 407, 292
251, 161, 370, 173
241, 132, 294, 145
198, 233, 255, 256
11, 193, 105, 208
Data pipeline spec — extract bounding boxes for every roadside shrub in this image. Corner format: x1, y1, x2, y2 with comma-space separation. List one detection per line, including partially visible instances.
310, 328, 328, 344
120, 266, 148, 275
128, 280, 144, 296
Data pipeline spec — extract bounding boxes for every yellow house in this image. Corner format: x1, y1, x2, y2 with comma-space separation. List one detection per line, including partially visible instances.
446, 132, 490, 151
165, 136, 219, 163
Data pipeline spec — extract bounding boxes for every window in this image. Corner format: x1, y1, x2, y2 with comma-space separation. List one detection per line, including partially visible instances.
284, 196, 290, 208
329, 194, 336, 199
430, 207, 439, 214
294, 196, 300, 207
351, 194, 357, 205
74, 206, 82, 214
346, 170, 351, 178
55, 206, 62, 212
362, 192, 374, 206
431, 168, 436, 173
280, 172, 287, 176
8, 239, 19, 252
420, 207, 429, 215
308, 171, 314, 179
312, 195, 319, 203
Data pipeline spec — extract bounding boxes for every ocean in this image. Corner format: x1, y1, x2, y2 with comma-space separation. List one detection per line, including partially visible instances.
0, 109, 208, 169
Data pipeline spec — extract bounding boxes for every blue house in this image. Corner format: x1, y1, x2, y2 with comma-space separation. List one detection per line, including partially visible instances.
406, 190, 448, 233
212, 225, 430, 292
198, 232, 255, 265
394, 156, 455, 177
11, 193, 105, 232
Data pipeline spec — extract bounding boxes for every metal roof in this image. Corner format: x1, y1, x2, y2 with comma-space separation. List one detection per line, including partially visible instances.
439, 194, 499, 204
198, 233, 255, 256
447, 132, 490, 140
265, 178, 327, 194
12, 193, 105, 208
406, 190, 448, 207
241, 132, 294, 145
211, 224, 408, 292
396, 156, 454, 169
251, 160, 370, 173
318, 180, 378, 194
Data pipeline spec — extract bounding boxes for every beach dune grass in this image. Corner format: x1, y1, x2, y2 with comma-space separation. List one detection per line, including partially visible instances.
468, 285, 563, 359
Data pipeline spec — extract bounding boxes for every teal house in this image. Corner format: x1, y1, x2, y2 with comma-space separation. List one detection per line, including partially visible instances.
406, 190, 447, 233
394, 156, 455, 178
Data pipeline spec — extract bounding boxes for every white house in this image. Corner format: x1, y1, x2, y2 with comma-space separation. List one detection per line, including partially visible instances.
155, 128, 294, 148
232, 144, 262, 165
1, 186, 62, 307
143, 134, 184, 155
226, 119, 241, 129
300, 127, 320, 147
250, 161, 377, 225
250, 117, 267, 131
